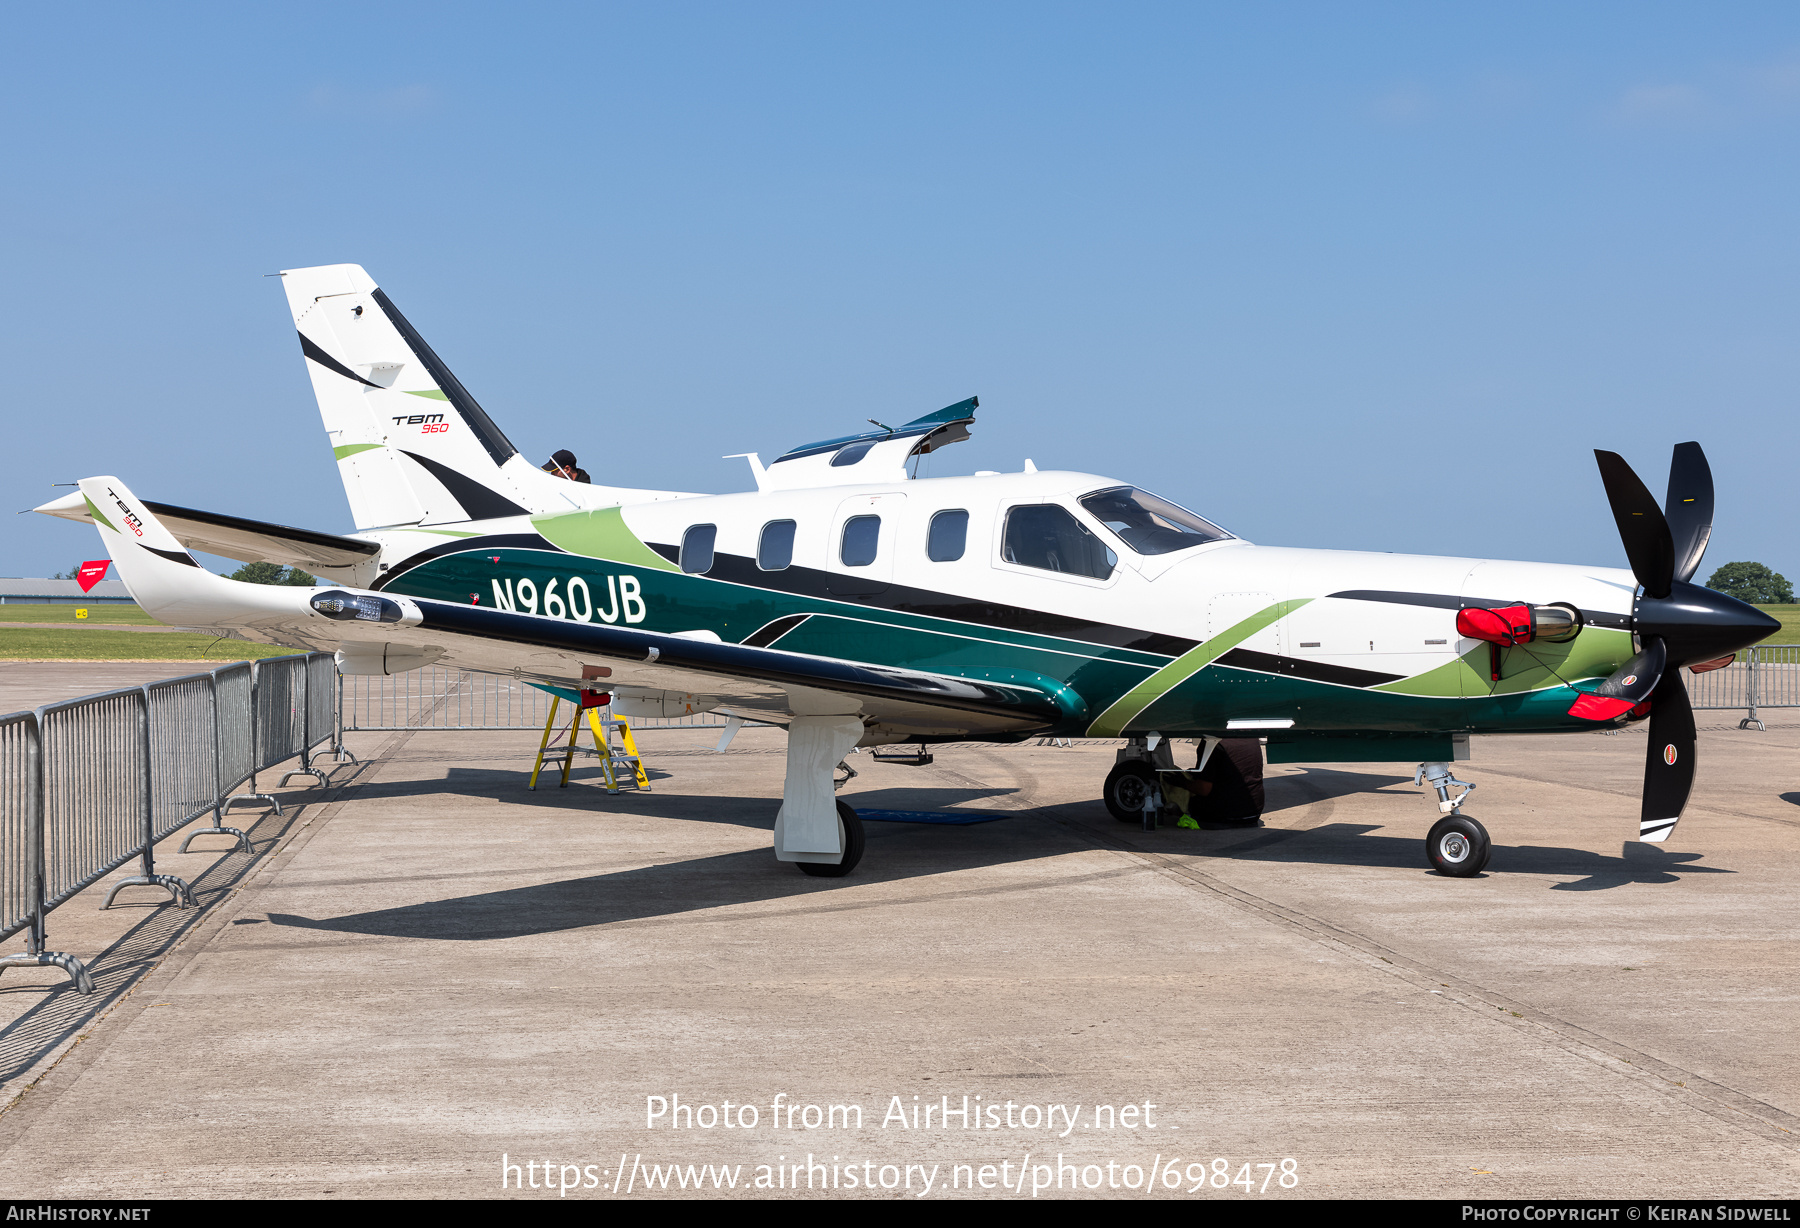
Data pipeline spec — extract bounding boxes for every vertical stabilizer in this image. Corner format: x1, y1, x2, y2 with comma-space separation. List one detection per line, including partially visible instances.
281, 264, 677, 529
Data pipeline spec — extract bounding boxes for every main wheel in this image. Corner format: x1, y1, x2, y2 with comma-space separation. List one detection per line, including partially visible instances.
1104, 761, 1157, 823
1426, 814, 1491, 877
797, 800, 866, 878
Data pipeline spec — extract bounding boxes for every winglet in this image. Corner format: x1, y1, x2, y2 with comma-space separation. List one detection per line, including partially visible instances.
73, 476, 307, 626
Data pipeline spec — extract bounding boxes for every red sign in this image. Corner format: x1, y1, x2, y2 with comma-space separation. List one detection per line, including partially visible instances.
76, 560, 110, 593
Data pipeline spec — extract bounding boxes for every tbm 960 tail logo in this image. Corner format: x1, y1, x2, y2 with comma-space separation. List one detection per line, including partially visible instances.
490, 575, 646, 624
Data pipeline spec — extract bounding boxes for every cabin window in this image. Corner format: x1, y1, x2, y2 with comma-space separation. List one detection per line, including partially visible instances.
680, 524, 717, 574
830, 441, 876, 467
1078, 486, 1231, 556
840, 515, 881, 567
1002, 504, 1115, 580
928, 509, 968, 561
758, 520, 796, 571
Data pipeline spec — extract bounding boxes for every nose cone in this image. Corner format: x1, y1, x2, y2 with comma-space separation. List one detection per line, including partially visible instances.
1636, 579, 1782, 664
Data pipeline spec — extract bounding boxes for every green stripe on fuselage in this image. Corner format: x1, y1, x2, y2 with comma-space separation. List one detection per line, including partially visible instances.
531, 507, 680, 573
1085, 599, 1312, 737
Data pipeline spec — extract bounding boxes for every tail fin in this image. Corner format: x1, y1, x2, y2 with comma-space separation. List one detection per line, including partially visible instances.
282, 264, 640, 529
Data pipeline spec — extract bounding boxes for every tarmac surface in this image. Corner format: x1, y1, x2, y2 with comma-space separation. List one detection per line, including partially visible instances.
0, 662, 1796, 1200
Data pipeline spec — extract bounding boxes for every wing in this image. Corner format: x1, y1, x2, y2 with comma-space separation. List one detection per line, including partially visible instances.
316, 598, 1069, 736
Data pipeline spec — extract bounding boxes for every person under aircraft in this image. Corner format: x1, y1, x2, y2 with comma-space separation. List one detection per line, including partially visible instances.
1167, 738, 1265, 830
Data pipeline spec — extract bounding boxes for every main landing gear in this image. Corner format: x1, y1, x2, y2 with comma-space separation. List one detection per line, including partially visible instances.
1416, 761, 1489, 876
1104, 735, 1176, 823
775, 715, 868, 877
796, 800, 866, 878
1103, 761, 1157, 823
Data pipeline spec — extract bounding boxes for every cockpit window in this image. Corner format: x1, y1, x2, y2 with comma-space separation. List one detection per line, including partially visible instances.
1078, 487, 1232, 556
1003, 504, 1115, 580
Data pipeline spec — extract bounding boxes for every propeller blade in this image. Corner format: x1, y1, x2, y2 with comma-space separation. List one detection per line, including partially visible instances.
1663, 442, 1714, 586
1638, 671, 1696, 843
1595, 450, 1675, 598
1568, 636, 1666, 720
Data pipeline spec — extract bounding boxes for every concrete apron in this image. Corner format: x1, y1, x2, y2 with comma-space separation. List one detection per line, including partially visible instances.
0, 716, 1795, 1199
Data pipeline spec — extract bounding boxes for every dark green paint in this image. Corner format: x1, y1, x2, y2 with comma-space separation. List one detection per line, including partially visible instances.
387, 546, 1608, 739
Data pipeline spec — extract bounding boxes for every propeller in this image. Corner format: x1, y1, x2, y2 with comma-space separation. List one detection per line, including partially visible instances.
1580, 444, 1778, 841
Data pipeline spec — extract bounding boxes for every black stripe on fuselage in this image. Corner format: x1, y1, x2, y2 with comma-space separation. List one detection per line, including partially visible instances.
689, 549, 1199, 656
373, 533, 567, 590
1327, 589, 1633, 631
742, 614, 811, 647
1214, 647, 1404, 688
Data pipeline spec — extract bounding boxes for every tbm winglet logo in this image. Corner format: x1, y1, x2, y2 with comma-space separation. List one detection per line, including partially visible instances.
106, 487, 144, 537
392, 413, 449, 434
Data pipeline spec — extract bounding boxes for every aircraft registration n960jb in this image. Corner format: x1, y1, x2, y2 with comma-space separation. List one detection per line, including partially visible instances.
34, 263, 1777, 879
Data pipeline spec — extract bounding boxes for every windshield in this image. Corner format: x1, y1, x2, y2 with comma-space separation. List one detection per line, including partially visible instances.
1078, 486, 1233, 556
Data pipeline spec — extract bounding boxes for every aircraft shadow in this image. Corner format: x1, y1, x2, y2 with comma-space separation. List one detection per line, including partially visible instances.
1261, 768, 1418, 816
331, 769, 768, 827
1781, 792, 1800, 808
1170, 820, 1733, 890
267, 816, 1089, 942
847, 786, 1021, 810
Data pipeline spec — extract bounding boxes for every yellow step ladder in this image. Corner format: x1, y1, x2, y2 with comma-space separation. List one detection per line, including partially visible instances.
528, 696, 650, 793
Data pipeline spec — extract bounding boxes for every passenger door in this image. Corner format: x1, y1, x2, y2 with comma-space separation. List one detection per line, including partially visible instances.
828, 493, 906, 596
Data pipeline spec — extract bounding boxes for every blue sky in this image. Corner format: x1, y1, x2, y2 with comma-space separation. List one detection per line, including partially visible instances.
3, 2, 1797, 585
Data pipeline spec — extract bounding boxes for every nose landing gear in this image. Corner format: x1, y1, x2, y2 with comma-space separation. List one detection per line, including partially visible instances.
1426, 814, 1491, 876
1416, 761, 1489, 876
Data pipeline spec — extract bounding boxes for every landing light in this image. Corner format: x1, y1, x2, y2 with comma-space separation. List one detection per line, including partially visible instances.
311, 591, 406, 624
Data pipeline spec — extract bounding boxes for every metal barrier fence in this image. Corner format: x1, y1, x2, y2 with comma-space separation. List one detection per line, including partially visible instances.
1686, 644, 1800, 729
0, 712, 40, 946
0, 652, 339, 995
339, 666, 746, 731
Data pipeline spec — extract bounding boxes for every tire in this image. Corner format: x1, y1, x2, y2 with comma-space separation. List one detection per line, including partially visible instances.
797, 800, 866, 878
1426, 814, 1491, 877
1104, 761, 1157, 823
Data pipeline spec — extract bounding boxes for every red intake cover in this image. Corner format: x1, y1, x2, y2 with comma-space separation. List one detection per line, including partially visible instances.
1456, 604, 1534, 647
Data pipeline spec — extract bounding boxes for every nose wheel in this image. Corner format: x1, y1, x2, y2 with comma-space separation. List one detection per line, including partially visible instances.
1426, 814, 1491, 876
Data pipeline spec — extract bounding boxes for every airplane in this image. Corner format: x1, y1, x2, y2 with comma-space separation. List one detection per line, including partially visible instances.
33, 263, 1778, 879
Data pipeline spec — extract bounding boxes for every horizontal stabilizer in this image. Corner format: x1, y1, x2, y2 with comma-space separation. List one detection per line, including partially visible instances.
32, 490, 377, 571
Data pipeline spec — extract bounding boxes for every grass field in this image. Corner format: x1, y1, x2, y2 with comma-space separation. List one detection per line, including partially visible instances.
0, 603, 156, 624
0, 628, 297, 661
1754, 605, 1800, 644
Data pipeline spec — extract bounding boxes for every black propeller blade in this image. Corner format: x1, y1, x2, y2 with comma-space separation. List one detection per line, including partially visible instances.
1664, 441, 1714, 586
1582, 443, 1778, 843
1595, 449, 1675, 598
1639, 671, 1695, 843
